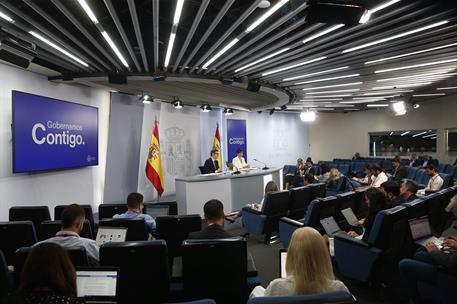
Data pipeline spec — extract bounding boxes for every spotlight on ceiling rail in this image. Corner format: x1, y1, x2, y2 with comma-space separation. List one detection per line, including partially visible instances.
173, 99, 183, 109
201, 104, 212, 112
224, 108, 234, 116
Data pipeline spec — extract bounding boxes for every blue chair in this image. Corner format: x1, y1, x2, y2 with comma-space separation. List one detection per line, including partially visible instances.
382, 159, 392, 173
334, 206, 414, 282
352, 162, 367, 177
439, 173, 452, 189
0, 250, 13, 299
337, 164, 350, 175
288, 185, 313, 220
247, 291, 357, 304
414, 169, 428, 188
438, 163, 446, 173
310, 183, 326, 199
242, 191, 290, 244
0, 221, 37, 265
279, 197, 338, 247
406, 166, 418, 180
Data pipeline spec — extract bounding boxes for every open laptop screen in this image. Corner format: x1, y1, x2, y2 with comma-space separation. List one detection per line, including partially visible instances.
76, 268, 118, 299
320, 216, 341, 236
279, 249, 287, 278
96, 227, 127, 247
145, 205, 169, 218
409, 216, 432, 241
341, 208, 358, 226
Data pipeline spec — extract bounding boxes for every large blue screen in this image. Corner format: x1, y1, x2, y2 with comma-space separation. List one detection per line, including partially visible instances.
12, 91, 98, 173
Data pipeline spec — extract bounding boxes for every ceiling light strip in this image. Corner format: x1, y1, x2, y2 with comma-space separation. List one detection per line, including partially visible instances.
365, 42, 457, 64
203, 38, 239, 69
375, 59, 457, 73
0, 10, 14, 22
295, 74, 360, 85
282, 66, 349, 82
302, 82, 363, 91
164, 0, 185, 68
437, 86, 457, 90
342, 20, 449, 53
412, 93, 446, 97
376, 70, 455, 82
77, 0, 99, 24
101, 31, 129, 68
302, 24, 344, 44
29, 31, 88, 67
245, 0, 289, 33
305, 89, 360, 94
262, 56, 327, 76
372, 83, 431, 90
235, 48, 290, 72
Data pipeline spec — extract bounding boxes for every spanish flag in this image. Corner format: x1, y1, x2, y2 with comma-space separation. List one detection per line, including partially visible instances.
213, 124, 222, 169
146, 120, 164, 196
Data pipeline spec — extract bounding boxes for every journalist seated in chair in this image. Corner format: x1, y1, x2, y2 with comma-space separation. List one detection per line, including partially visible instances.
399, 235, 457, 303
317, 163, 330, 183
225, 181, 279, 222
189, 199, 235, 239
8, 243, 85, 304
326, 168, 352, 193
352, 164, 372, 185
380, 180, 404, 207
202, 148, 222, 174
284, 158, 304, 189
35, 204, 99, 266
417, 164, 444, 195
304, 157, 314, 175
391, 156, 407, 182
400, 180, 419, 203
347, 188, 389, 241
250, 227, 348, 297
113, 192, 156, 234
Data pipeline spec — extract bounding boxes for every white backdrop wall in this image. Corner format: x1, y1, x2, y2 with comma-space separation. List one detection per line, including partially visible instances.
0, 63, 110, 221
309, 96, 457, 164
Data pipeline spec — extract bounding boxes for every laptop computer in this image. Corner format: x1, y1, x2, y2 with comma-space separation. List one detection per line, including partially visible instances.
341, 208, 359, 226
76, 267, 119, 303
95, 227, 128, 247
320, 216, 343, 237
279, 249, 287, 278
408, 216, 444, 248
144, 205, 169, 218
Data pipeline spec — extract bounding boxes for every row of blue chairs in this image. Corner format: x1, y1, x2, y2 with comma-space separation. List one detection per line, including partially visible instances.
405, 166, 454, 189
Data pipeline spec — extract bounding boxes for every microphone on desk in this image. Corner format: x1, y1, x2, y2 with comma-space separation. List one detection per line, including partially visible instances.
253, 159, 269, 170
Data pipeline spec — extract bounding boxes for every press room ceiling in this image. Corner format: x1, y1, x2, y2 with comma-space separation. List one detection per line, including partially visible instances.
0, 0, 456, 112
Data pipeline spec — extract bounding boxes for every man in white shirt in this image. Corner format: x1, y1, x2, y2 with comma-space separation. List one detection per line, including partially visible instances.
35, 204, 99, 265
370, 165, 388, 188
232, 148, 250, 171
424, 164, 444, 192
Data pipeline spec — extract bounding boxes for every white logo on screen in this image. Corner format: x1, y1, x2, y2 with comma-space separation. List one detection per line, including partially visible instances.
32, 121, 85, 148
229, 137, 245, 145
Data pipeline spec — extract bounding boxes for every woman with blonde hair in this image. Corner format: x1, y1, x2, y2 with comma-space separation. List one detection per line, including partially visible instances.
251, 227, 348, 297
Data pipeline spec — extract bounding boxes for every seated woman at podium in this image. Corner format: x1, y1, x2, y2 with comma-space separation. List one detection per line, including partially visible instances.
232, 148, 250, 171
225, 181, 279, 222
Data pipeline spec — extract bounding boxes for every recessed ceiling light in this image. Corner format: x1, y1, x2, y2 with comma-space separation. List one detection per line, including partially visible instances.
294, 74, 360, 85
375, 59, 457, 73
413, 104, 420, 109
201, 104, 212, 112
282, 66, 349, 82
342, 20, 449, 53
235, 48, 290, 72
302, 82, 363, 91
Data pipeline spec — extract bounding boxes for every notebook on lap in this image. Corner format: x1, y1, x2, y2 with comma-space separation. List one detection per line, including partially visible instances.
76, 267, 119, 304
408, 216, 443, 248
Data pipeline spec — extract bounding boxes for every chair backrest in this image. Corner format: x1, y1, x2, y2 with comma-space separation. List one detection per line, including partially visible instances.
406, 166, 418, 180
39, 220, 93, 241
439, 173, 452, 189
382, 159, 393, 173
310, 183, 326, 199
155, 215, 202, 257
0, 221, 37, 265
304, 197, 338, 231
247, 291, 357, 304
283, 165, 297, 175
100, 240, 169, 304
337, 164, 350, 175
98, 218, 149, 241
199, 166, 205, 174
335, 191, 359, 224
98, 204, 128, 220
0, 250, 13, 299
402, 198, 427, 219
368, 206, 415, 259
182, 237, 247, 304
54, 204, 95, 232
9, 206, 50, 236
288, 185, 313, 220
438, 164, 446, 173
14, 246, 89, 286
414, 169, 427, 185
262, 191, 291, 235
151, 201, 178, 215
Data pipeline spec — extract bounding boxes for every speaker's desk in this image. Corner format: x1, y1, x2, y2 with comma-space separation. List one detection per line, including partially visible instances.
175, 168, 282, 215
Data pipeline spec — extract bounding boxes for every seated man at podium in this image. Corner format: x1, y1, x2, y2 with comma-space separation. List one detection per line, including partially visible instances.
202, 148, 222, 174
232, 148, 250, 171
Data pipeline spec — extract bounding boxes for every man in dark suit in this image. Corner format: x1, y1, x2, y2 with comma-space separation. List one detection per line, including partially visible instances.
400, 180, 419, 202
380, 180, 404, 207
201, 149, 221, 174
188, 199, 235, 239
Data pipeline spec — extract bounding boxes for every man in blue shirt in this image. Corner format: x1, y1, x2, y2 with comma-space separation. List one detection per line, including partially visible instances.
113, 192, 156, 234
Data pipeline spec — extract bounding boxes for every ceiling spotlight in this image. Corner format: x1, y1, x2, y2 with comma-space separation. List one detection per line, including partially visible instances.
280, 105, 287, 110
300, 111, 316, 122
224, 108, 234, 116
141, 94, 152, 104
392, 101, 406, 116
413, 104, 420, 109
201, 104, 212, 112
269, 108, 275, 115
173, 99, 183, 109
258, 1, 271, 8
